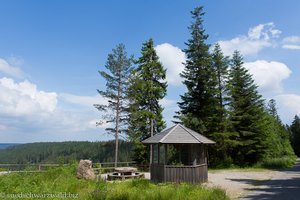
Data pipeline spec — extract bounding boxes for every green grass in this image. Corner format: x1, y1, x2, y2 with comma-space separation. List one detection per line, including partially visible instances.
255, 156, 297, 169
92, 179, 229, 200
0, 165, 230, 200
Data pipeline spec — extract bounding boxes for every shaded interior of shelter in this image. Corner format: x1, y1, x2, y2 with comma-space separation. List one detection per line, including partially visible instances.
152, 143, 207, 166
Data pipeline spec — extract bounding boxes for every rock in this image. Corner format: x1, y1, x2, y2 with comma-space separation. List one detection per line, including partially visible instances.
76, 159, 96, 180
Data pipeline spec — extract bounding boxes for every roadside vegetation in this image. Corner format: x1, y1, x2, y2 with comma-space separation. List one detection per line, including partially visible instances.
0, 165, 230, 200
255, 155, 297, 169
210, 155, 297, 171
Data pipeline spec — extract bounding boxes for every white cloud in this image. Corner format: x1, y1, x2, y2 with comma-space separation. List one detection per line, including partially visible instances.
275, 94, 300, 122
155, 43, 185, 86
0, 77, 109, 142
282, 36, 300, 43
159, 97, 178, 127
282, 44, 300, 50
218, 22, 281, 56
0, 77, 57, 116
160, 98, 176, 109
282, 36, 300, 50
244, 60, 291, 94
0, 58, 24, 78
59, 93, 107, 107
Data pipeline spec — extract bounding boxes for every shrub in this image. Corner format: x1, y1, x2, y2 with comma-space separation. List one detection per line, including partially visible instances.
256, 156, 297, 169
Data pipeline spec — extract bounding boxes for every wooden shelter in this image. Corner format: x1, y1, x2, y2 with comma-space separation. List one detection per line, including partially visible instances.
142, 124, 215, 184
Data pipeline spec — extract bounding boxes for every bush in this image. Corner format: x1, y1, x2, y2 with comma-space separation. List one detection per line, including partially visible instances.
256, 156, 297, 169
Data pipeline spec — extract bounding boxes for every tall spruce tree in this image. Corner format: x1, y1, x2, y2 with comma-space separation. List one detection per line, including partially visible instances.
94, 44, 133, 167
128, 38, 167, 164
227, 51, 266, 165
177, 6, 218, 136
291, 115, 300, 156
210, 43, 230, 164
212, 43, 229, 122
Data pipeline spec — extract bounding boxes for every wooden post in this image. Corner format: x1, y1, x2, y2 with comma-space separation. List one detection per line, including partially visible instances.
157, 144, 160, 164
152, 144, 155, 164
164, 145, 168, 164
179, 145, 181, 163
150, 119, 154, 164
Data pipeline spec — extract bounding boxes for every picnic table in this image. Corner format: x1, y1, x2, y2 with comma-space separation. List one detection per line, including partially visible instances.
108, 167, 143, 180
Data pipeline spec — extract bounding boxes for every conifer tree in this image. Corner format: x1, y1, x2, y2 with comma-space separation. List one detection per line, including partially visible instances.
211, 43, 230, 134
128, 38, 167, 164
267, 99, 280, 122
94, 44, 133, 167
177, 6, 218, 135
291, 115, 300, 156
264, 100, 294, 158
227, 51, 266, 165
209, 43, 230, 164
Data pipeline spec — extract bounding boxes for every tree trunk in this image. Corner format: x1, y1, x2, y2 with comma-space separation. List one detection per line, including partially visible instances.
115, 71, 121, 168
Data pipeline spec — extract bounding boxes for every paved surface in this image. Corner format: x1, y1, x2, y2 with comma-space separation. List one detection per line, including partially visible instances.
242, 158, 300, 200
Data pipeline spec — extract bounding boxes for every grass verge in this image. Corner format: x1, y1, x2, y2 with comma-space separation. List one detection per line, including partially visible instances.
0, 165, 230, 200
255, 156, 297, 169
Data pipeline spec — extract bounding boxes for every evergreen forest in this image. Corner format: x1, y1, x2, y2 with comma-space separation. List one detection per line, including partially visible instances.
94, 5, 296, 168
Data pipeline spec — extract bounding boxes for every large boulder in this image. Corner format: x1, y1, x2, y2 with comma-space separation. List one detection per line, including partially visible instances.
76, 159, 96, 180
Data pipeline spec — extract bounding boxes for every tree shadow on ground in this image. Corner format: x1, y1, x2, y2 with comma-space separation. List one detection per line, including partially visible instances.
228, 160, 300, 200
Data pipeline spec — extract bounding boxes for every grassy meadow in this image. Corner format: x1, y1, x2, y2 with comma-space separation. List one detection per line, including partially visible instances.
0, 164, 230, 200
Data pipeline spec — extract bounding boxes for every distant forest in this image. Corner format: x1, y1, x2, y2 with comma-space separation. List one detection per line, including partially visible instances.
0, 140, 133, 164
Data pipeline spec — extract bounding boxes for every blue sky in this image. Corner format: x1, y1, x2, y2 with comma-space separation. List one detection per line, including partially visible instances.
1, 1, 300, 142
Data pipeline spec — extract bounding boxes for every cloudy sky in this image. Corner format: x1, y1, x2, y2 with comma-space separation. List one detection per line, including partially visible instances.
1, 1, 300, 143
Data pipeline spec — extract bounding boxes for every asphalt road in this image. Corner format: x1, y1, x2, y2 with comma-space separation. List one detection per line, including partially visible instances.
243, 158, 300, 200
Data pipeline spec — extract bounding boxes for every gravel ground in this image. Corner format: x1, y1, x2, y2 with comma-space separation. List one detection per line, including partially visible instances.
204, 170, 279, 199
143, 170, 278, 199
242, 158, 300, 200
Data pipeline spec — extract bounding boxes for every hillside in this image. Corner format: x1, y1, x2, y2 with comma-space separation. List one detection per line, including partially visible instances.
0, 140, 133, 164
0, 143, 20, 149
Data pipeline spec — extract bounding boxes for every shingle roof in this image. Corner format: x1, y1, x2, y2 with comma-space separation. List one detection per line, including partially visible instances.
142, 124, 215, 144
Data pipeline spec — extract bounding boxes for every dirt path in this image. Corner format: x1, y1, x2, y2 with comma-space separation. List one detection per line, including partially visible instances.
204, 169, 279, 199
242, 158, 300, 200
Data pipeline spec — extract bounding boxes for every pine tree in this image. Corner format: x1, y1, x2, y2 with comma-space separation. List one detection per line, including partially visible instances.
94, 44, 133, 167
177, 6, 218, 135
227, 51, 266, 165
128, 38, 167, 164
291, 115, 300, 156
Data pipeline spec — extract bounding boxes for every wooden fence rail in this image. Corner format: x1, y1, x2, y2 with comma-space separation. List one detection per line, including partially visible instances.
0, 161, 140, 172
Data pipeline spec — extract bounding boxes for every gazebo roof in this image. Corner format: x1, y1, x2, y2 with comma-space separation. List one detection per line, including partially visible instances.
142, 124, 215, 144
